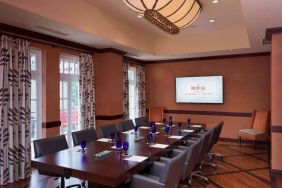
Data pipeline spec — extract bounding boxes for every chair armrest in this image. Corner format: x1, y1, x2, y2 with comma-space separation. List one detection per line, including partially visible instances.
130, 174, 164, 188
159, 157, 171, 164
148, 161, 166, 177
177, 145, 190, 150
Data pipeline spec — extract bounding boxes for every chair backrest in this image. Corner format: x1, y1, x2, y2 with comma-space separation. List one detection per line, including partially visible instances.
159, 149, 187, 188
119, 119, 135, 132
252, 110, 270, 134
214, 121, 224, 144
99, 123, 116, 138
181, 138, 202, 180
149, 107, 164, 123
72, 128, 97, 146
135, 117, 149, 127
197, 130, 212, 163
33, 135, 68, 158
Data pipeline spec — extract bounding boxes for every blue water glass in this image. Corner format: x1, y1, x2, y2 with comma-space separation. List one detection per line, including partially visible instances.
116, 138, 122, 148
165, 126, 170, 136
110, 132, 115, 142
147, 132, 153, 145
134, 126, 138, 134
80, 140, 86, 153
116, 132, 122, 148
123, 141, 129, 156
178, 122, 182, 129
169, 116, 173, 127
187, 118, 191, 128
152, 124, 157, 134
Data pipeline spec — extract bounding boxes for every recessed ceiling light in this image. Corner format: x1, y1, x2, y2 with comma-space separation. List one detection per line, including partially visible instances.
212, 0, 220, 4
209, 19, 215, 23
137, 14, 143, 18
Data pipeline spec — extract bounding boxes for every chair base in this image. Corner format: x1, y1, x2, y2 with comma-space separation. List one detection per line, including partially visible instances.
190, 171, 209, 184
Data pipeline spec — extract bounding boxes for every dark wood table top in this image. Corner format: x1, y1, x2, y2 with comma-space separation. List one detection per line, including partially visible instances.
31, 124, 201, 187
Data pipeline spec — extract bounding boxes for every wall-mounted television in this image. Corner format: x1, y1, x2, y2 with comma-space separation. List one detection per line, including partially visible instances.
176, 76, 223, 104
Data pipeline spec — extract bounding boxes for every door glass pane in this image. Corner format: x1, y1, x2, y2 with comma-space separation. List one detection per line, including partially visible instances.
30, 48, 42, 142
31, 54, 36, 71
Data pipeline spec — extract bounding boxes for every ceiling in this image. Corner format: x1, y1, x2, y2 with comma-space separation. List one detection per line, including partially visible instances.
0, 0, 281, 61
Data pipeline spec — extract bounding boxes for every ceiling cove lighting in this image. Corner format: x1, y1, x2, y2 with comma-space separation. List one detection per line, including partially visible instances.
123, 0, 202, 35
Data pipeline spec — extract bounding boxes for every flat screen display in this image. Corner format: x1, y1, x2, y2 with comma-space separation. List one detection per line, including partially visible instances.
176, 76, 223, 103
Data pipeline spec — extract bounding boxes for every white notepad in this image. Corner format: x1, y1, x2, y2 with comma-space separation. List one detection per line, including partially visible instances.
110, 146, 123, 150
139, 126, 150, 129
124, 155, 148, 162
97, 138, 112, 142
122, 130, 134, 134
182, 129, 194, 133
191, 125, 202, 128
169, 135, 183, 139
161, 125, 176, 129
150, 144, 169, 149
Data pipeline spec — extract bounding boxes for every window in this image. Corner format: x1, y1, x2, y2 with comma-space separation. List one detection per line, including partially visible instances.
60, 54, 80, 145
30, 48, 42, 141
128, 66, 138, 120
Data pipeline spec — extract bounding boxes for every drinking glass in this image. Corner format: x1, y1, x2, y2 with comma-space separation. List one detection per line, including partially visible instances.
187, 118, 191, 128
116, 131, 122, 148
134, 126, 138, 137
152, 124, 157, 134
122, 141, 129, 156
178, 122, 182, 129
165, 126, 170, 137
169, 116, 173, 127
163, 117, 166, 126
147, 132, 153, 145
80, 140, 86, 153
110, 132, 115, 143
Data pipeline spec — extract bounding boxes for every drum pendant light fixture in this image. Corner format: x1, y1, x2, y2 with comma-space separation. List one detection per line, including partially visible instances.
123, 0, 202, 34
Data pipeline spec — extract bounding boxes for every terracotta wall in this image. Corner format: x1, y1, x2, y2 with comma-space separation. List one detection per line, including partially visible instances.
93, 52, 124, 136
271, 33, 282, 187
145, 55, 271, 139
31, 42, 80, 138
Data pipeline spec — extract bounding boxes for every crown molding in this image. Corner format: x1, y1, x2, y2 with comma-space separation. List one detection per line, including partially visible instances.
0, 23, 272, 64
264, 27, 282, 44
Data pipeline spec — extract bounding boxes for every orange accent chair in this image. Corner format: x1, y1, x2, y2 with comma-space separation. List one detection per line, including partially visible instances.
238, 110, 270, 148
149, 107, 164, 123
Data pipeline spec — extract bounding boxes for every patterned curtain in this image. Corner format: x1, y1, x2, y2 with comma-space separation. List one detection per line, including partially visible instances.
136, 65, 146, 117
0, 35, 31, 185
79, 53, 95, 129
122, 59, 129, 120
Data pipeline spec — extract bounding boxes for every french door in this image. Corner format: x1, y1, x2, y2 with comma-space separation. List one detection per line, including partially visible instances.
59, 55, 80, 146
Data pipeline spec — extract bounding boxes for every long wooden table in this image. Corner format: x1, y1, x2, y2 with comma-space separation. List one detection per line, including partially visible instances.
31, 124, 202, 187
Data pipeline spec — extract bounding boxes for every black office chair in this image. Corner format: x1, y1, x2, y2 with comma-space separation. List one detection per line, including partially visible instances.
130, 149, 187, 188
186, 130, 212, 183
135, 117, 149, 127
99, 123, 116, 138
72, 128, 97, 146
33, 135, 81, 188
119, 119, 135, 132
177, 138, 203, 186
209, 122, 224, 161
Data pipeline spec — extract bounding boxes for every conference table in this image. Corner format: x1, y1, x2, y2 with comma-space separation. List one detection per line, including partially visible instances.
31, 123, 205, 187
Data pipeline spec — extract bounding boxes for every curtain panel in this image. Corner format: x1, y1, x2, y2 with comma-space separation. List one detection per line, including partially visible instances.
79, 53, 96, 129
122, 60, 129, 120
0, 35, 31, 185
122, 58, 146, 119
135, 65, 146, 117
